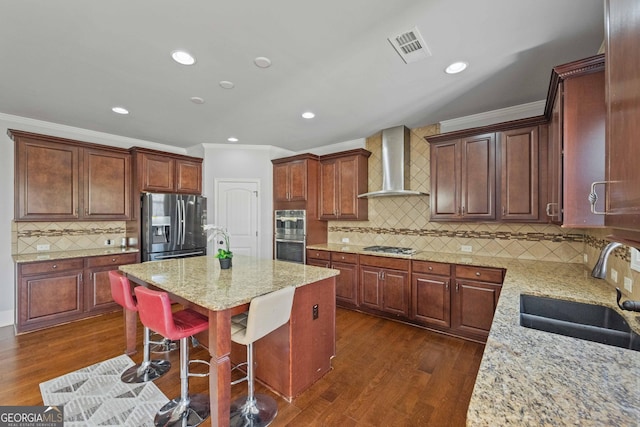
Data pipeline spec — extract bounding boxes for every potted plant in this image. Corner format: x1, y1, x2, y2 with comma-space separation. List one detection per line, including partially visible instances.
204, 225, 233, 269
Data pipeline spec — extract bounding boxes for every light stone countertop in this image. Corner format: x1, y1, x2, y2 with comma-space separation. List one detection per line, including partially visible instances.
12, 247, 139, 263
119, 254, 339, 311
307, 243, 640, 425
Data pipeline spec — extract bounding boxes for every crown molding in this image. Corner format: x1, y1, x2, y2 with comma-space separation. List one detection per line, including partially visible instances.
439, 100, 546, 133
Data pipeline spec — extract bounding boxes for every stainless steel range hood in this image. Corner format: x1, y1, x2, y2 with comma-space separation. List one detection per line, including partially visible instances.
358, 125, 428, 198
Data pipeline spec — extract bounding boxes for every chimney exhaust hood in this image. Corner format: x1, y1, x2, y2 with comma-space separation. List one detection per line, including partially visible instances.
358, 125, 428, 198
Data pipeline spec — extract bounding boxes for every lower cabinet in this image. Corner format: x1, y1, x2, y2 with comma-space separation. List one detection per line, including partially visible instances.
359, 255, 410, 318
451, 265, 504, 341
411, 260, 452, 329
330, 252, 359, 307
16, 252, 138, 333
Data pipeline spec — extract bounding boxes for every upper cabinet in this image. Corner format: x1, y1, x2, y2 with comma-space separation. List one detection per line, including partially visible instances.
544, 54, 605, 227
272, 153, 320, 209
605, 0, 640, 240
12, 130, 131, 221
134, 148, 202, 194
319, 149, 370, 220
428, 120, 547, 222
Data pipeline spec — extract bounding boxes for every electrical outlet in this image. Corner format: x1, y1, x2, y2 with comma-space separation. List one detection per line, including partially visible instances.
461, 245, 472, 253
341, 237, 349, 243
631, 248, 640, 272
624, 277, 633, 292
611, 268, 618, 283
583, 253, 588, 263
104, 239, 113, 246
36, 244, 50, 251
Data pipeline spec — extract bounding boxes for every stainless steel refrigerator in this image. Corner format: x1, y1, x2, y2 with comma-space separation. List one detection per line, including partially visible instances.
141, 193, 207, 261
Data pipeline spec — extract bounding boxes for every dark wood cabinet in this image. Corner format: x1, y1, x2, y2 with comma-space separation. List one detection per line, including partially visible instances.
544, 55, 606, 227
306, 249, 330, 268
451, 265, 504, 342
11, 131, 131, 221
84, 253, 138, 313
430, 133, 496, 220
135, 149, 203, 194
411, 260, 452, 329
604, 0, 640, 239
16, 253, 137, 334
331, 252, 359, 307
359, 255, 410, 318
319, 149, 370, 220
273, 156, 315, 205
429, 120, 550, 223
498, 127, 542, 221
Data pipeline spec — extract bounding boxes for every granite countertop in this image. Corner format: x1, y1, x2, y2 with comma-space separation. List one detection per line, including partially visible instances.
307, 243, 640, 425
119, 254, 339, 311
12, 247, 139, 263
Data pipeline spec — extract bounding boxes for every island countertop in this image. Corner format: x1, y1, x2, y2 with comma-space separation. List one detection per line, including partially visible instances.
307, 243, 640, 425
119, 254, 339, 311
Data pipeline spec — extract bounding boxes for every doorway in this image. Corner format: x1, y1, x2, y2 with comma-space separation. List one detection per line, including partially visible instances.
215, 179, 260, 257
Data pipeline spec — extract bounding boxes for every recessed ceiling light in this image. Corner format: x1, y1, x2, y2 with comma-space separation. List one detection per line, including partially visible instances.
219, 81, 235, 89
227, 137, 239, 142
171, 50, 196, 65
111, 106, 129, 115
190, 97, 205, 104
254, 56, 272, 68
302, 111, 315, 119
445, 61, 468, 74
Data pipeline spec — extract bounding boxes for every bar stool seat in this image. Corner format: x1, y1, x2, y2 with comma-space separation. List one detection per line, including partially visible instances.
109, 271, 171, 383
134, 286, 210, 427
230, 286, 295, 427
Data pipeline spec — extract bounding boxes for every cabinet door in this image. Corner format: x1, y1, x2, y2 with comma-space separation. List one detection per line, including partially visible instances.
336, 156, 360, 219
273, 163, 290, 202
431, 140, 460, 219
288, 160, 307, 201
412, 273, 451, 328
332, 261, 358, 306
82, 148, 131, 219
141, 153, 175, 192
380, 269, 410, 317
360, 266, 382, 310
176, 159, 202, 194
605, 0, 640, 233
85, 253, 137, 313
462, 134, 495, 219
319, 159, 338, 218
15, 138, 79, 220
452, 279, 501, 340
548, 91, 564, 223
18, 270, 84, 333
499, 127, 539, 221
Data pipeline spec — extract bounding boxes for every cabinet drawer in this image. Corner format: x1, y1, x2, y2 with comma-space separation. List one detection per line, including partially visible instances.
331, 252, 357, 264
306, 249, 330, 261
412, 260, 451, 276
86, 253, 138, 268
19, 258, 84, 276
359, 254, 410, 271
455, 265, 504, 284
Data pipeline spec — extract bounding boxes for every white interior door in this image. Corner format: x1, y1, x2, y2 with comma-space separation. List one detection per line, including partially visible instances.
215, 180, 260, 257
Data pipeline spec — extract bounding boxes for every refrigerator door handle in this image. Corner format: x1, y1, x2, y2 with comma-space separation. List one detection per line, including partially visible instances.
176, 199, 182, 245
181, 199, 186, 245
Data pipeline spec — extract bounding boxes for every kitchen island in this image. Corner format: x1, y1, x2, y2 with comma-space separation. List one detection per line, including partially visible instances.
307, 243, 640, 425
119, 254, 338, 427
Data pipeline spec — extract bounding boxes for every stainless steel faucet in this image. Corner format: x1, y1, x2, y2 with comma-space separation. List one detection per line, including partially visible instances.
591, 241, 623, 279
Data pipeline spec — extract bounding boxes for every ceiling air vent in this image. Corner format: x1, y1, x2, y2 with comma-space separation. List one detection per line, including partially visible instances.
388, 26, 431, 64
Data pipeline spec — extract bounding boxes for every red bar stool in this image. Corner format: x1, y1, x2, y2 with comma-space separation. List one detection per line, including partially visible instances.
109, 271, 171, 383
134, 286, 210, 427
230, 286, 296, 427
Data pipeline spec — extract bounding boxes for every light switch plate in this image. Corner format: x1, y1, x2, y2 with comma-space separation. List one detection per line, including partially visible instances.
36, 244, 50, 251
611, 268, 618, 283
461, 245, 472, 253
624, 277, 633, 292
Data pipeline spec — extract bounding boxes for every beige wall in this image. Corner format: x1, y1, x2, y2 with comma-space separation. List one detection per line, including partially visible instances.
328, 124, 640, 300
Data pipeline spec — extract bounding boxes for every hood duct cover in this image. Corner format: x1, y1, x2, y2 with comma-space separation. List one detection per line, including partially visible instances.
358, 125, 428, 198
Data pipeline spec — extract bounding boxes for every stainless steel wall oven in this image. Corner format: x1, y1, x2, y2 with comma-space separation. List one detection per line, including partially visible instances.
274, 209, 306, 264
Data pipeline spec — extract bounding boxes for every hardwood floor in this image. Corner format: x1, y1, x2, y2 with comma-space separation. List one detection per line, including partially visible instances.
0, 307, 484, 426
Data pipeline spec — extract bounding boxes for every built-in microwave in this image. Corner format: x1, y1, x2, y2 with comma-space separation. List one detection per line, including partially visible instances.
274, 210, 306, 263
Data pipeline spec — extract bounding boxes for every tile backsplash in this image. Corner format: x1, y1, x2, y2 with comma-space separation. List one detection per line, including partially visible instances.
12, 221, 126, 254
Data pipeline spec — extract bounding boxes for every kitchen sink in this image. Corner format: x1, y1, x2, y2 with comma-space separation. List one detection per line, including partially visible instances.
519, 294, 640, 352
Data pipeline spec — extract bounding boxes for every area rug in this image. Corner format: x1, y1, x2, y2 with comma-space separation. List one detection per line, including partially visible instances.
40, 354, 169, 426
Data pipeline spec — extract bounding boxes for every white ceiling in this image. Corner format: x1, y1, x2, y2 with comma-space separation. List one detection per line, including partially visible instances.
0, 0, 604, 151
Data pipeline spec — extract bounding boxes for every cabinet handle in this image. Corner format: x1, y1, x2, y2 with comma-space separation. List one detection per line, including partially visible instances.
112, 258, 117, 262
445, 282, 449, 291
89, 272, 93, 280
476, 272, 481, 277
428, 266, 433, 271
502, 206, 506, 216
456, 282, 459, 292
545, 203, 553, 216
79, 273, 83, 282
461, 206, 465, 215
85, 208, 89, 215
588, 181, 608, 215
52, 264, 57, 269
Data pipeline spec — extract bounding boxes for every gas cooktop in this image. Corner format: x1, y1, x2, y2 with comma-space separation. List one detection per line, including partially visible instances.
363, 246, 417, 255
